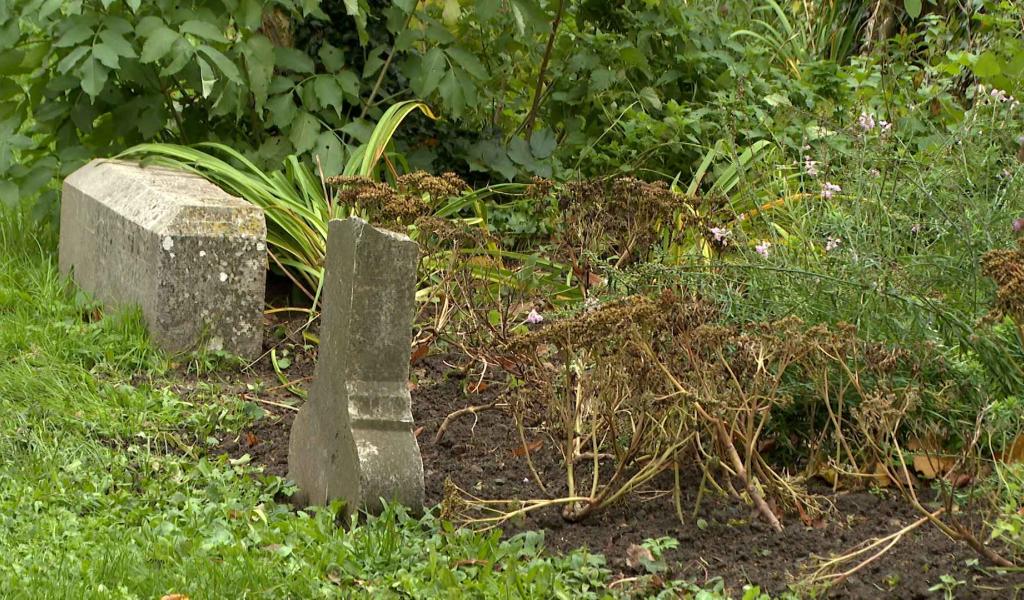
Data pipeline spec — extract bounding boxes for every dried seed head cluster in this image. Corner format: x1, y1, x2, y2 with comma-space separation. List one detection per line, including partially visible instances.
414, 216, 492, 249
982, 238, 1024, 323
526, 177, 697, 268
397, 171, 469, 199
326, 171, 468, 226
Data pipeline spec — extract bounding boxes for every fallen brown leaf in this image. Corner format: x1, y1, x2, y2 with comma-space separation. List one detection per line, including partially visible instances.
870, 461, 893, 488
1000, 434, 1024, 463
913, 454, 956, 479
410, 342, 430, 364
625, 543, 654, 570
512, 439, 543, 457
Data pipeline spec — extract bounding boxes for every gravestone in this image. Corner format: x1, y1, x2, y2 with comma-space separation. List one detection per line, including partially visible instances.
288, 217, 424, 516
59, 159, 266, 358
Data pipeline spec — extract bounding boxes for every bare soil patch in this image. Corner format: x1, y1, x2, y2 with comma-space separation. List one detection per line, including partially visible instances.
198, 314, 1024, 598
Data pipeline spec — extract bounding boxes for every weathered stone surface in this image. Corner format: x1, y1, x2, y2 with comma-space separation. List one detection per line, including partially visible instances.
59, 159, 267, 358
288, 217, 424, 516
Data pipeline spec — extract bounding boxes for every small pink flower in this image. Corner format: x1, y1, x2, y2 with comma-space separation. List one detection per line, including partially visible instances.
709, 227, 730, 243
857, 112, 876, 132
1013, 218, 1024, 233
755, 241, 771, 257
526, 309, 544, 324
821, 182, 842, 199
825, 237, 841, 252
878, 120, 892, 134
803, 156, 819, 177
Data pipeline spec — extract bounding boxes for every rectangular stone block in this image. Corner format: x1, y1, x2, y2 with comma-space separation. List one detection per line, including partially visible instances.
59, 159, 267, 358
289, 217, 424, 516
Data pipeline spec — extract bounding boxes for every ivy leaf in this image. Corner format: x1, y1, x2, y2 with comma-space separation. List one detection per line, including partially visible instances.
180, 20, 227, 43
289, 111, 320, 154
198, 45, 242, 84
55, 22, 94, 48
336, 71, 359, 100
57, 46, 90, 74
98, 30, 137, 58
445, 46, 486, 80
507, 137, 532, 166
274, 47, 314, 73
159, 40, 194, 76
438, 69, 465, 118
313, 75, 344, 114
529, 127, 557, 159
268, 93, 297, 129
414, 47, 446, 97
319, 43, 345, 72
91, 43, 121, 69
78, 56, 108, 98
313, 131, 345, 176
904, 0, 922, 18
140, 27, 180, 63
244, 35, 274, 113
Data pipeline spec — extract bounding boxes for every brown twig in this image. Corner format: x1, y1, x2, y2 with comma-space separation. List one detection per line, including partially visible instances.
434, 400, 503, 444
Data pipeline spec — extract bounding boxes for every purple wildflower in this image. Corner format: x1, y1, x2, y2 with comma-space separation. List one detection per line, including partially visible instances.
857, 112, 876, 132
755, 241, 772, 257
803, 156, 819, 177
821, 182, 842, 199
1013, 218, 1024, 233
710, 227, 730, 243
526, 309, 544, 324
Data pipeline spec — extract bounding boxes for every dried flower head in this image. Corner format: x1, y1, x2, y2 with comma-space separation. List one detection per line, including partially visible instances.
981, 238, 1024, 323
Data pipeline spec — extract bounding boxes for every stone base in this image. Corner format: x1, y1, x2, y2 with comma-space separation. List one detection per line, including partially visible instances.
59, 159, 267, 358
288, 218, 424, 517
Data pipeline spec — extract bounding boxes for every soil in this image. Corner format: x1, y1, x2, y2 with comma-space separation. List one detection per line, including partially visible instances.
189, 309, 1024, 599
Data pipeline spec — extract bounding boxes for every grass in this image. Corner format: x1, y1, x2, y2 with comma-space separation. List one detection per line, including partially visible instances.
0, 207, 750, 599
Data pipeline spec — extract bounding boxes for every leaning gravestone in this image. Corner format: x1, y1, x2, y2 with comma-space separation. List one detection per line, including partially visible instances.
59, 159, 266, 358
288, 217, 424, 516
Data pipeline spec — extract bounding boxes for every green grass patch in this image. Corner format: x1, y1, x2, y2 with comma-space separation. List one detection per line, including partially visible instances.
0, 207, 749, 599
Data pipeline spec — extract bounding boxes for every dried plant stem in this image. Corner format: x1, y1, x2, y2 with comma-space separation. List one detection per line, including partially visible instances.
643, 342, 783, 532
673, 459, 685, 525
804, 508, 941, 587
434, 400, 503, 444
515, 409, 550, 496
713, 417, 783, 532
452, 494, 591, 531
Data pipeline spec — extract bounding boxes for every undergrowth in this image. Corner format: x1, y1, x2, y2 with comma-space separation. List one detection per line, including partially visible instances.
0, 206, 752, 599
